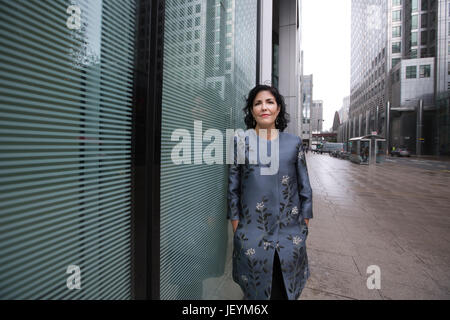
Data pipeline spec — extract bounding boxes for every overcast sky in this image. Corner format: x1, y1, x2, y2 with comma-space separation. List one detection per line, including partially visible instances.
301, 0, 351, 131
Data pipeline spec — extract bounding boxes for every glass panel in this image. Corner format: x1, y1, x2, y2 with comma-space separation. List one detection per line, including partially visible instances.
411, 31, 418, 46
160, 0, 257, 300
411, 15, 418, 29
392, 58, 401, 67
406, 66, 417, 78
392, 26, 401, 38
392, 42, 401, 53
419, 65, 431, 78
392, 10, 401, 22
412, 0, 418, 12
0, 0, 135, 299
376, 140, 386, 163
360, 140, 370, 164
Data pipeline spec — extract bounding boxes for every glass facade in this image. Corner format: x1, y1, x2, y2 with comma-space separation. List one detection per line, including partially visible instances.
406, 65, 417, 78
159, 0, 257, 300
392, 41, 402, 53
0, 0, 136, 298
437, 92, 450, 156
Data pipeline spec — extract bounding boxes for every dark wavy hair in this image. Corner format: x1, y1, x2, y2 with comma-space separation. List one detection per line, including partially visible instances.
243, 85, 290, 132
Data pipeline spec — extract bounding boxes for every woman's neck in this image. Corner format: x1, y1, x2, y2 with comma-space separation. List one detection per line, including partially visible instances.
255, 125, 278, 141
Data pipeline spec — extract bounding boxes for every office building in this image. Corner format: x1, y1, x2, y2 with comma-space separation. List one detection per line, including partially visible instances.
301, 74, 313, 146
311, 100, 324, 133
349, 0, 449, 155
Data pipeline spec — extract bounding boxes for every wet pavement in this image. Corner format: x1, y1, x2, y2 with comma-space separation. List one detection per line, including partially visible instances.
385, 156, 450, 172
300, 153, 450, 300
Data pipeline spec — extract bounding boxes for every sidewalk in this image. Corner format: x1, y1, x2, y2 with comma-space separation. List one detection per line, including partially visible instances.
409, 155, 450, 162
300, 153, 450, 300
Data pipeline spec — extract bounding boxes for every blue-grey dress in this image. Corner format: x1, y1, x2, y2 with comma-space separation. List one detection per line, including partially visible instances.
227, 130, 313, 300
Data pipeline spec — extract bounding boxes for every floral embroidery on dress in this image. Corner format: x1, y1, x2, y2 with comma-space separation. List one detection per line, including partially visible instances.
256, 202, 264, 211
293, 236, 302, 245
281, 175, 290, 185
245, 248, 256, 256
291, 206, 298, 216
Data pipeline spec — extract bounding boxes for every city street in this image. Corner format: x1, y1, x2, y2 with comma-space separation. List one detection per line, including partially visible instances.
301, 153, 450, 300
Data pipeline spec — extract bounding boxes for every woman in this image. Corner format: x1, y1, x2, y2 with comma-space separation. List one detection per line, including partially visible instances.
227, 85, 313, 300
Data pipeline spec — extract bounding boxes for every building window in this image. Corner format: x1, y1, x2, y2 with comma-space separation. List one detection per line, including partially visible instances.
406, 65, 417, 78
430, 29, 436, 41
392, 26, 401, 38
392, 58, 401, 67
419, 65, 431, 78
421, 30, 427, 45
392, 0, 402, 6
421, 14, 427, 28
412, 0, 418, 12
421, 0, 428, 10
393, 10, 402, 22
448, 62, 450, 75
392, 58, 401, 68
421, 47, 427, 57
195, 4, 201, 13
411, 15, 418, 29
195, 17, 200, 26
395, 69, 400, 82
392, 41, 401, 53
411, 48, 418, 58
411, 32, 418, 46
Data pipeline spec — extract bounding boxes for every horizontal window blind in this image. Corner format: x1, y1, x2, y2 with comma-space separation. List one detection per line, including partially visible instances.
0, 0, 136, 299
159, 0, 256, 299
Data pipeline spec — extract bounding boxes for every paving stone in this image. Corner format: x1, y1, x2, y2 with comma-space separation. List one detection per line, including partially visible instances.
306, 265, 382, 300
299, 287, 354, 300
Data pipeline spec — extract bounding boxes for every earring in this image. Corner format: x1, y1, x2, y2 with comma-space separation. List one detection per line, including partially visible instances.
275, 118, 279, 126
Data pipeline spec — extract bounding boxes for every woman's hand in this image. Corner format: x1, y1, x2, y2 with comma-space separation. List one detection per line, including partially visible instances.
231, 220, 239, 233
304, 218, 309, 227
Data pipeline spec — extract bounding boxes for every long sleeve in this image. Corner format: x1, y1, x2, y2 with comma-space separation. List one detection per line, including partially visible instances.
227, 136, 241, 221
295, 137, 313, 219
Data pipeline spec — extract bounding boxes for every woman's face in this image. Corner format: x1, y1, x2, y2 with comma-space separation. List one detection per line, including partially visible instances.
251, 90, 280, 128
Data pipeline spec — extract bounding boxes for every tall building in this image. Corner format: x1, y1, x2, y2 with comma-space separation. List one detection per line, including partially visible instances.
301, 74, 313, 146
311, 100, 324, 133
349, 0, 449, 155
272, 0, 303, 136
350, 0, 388, 139
337, 96, 350, 143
